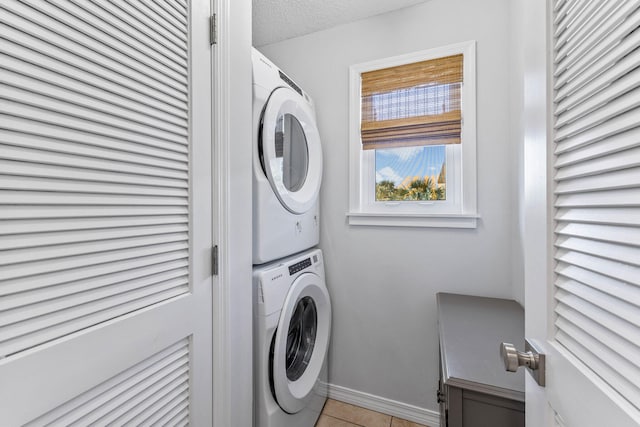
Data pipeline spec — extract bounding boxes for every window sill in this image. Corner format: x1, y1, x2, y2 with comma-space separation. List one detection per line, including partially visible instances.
346, 211, 479, 228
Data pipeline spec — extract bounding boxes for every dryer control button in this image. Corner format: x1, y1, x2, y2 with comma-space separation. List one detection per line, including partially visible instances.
288, 258, 312, 275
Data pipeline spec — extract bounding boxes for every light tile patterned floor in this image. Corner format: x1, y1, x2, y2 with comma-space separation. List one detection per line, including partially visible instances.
315, 399, 431, 427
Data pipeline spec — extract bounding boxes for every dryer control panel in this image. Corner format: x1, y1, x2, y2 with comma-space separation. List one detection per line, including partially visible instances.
278, 70, 302, 96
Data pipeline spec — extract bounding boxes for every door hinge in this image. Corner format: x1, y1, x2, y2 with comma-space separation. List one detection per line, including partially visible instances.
212, 245, 219, 275
210, 14, 217, 45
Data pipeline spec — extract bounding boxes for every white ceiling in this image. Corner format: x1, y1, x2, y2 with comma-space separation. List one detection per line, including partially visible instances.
253, 0, 431, 47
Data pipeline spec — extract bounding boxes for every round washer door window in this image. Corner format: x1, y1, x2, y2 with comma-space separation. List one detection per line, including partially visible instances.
272, 273, 331, 414
285, 296, 317, 382
261, 87, 323, 214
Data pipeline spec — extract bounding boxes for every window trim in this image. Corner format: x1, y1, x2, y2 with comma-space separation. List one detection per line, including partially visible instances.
347, 41, 478, 228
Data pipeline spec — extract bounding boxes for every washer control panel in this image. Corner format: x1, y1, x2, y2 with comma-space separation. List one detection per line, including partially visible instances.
278, 70, 302, 96
288, 257, 312, 275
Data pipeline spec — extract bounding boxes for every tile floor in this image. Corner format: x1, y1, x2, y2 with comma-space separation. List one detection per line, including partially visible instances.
315, 399, 431, 427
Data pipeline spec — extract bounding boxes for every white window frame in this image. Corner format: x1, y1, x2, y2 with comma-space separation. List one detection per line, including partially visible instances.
347, 41, 478, 228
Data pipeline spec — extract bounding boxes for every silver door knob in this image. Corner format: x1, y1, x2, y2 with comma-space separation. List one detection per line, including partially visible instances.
500, 339, 546, 387
500, 342, 539, 372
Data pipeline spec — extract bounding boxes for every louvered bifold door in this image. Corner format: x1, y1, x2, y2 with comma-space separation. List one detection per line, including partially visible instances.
0, 0, 213, 424
553, 0, 640, 413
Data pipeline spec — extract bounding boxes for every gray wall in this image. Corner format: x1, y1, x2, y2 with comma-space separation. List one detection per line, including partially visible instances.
260, 0, 518, 412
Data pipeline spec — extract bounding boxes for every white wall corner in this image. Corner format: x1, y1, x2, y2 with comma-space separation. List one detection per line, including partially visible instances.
327, 383, 440, 426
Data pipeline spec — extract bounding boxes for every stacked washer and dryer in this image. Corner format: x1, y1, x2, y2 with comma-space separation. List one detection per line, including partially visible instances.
251, 48, 332, 427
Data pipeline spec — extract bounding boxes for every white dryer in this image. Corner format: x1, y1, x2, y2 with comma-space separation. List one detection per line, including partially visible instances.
252, 48, 323, 265
253, 248, 331, 427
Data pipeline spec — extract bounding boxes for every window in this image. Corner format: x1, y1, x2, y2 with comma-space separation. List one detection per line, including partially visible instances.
348, 41, 477, 228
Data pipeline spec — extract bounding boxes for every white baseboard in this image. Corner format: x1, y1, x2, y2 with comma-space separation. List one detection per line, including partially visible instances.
326, 383, 440, 427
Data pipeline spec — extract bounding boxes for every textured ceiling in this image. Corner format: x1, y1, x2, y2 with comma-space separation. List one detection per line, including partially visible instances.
253, 0, 431, 46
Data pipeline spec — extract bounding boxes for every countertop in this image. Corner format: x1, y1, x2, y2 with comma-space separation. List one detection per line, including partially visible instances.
437, 292, 525, 402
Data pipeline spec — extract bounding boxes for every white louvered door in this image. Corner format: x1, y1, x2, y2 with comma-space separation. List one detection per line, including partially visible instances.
0, 0, 213, 425
523, 0, 640, 425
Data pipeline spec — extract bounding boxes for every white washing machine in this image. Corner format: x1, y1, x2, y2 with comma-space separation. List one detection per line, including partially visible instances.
252, 48, 323, 265
253, 248, 331, 427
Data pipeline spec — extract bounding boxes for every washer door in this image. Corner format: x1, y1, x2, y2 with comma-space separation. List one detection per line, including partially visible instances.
272, 272, 331, 414
260, 87, 323, 214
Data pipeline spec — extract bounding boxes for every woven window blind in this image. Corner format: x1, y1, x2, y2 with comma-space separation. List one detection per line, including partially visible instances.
553, 0, 640, 412
360, 54, 463, 150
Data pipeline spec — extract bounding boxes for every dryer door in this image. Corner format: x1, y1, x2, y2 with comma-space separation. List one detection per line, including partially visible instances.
260, 87, 323, 214
272, 272, 331, 414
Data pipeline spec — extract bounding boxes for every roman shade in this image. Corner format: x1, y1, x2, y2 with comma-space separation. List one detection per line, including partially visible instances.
360, 54, 463, 150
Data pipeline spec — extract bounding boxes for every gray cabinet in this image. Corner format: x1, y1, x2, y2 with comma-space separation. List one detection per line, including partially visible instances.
437, 293, 525, 427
